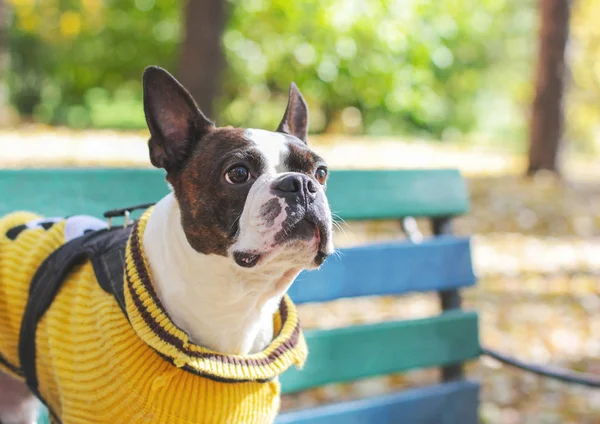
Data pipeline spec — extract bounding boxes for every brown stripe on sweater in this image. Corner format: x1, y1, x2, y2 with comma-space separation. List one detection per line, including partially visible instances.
128, 222, 162, 302
125, 221, 300, 370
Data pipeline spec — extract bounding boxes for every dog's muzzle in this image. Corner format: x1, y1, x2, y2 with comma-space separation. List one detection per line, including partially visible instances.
232, 173, 333, 269
270, 173, 332, 264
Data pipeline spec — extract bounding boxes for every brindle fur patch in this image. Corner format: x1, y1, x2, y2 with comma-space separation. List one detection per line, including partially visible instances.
283, 139, 325, 177
260, 198, 282, 227
167, 127, 260, 255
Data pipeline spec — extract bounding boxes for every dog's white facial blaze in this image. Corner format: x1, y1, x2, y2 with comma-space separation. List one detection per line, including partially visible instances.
234, 129, 291, 260
245, 128, 288, 173
234, 180, 287, 254
232, 129, 329, 268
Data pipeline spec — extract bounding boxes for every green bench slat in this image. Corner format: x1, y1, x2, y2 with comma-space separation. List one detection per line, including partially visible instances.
289, 237, 475, 304
0, 169, 168, 219
326, 169, 469, 219
0, 168, 469, 220
280, 311, 480, 394
276, 380, 480, 424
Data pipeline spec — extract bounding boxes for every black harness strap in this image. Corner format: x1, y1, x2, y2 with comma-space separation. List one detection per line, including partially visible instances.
89, 228, 132, 315
18, 225, 132, 402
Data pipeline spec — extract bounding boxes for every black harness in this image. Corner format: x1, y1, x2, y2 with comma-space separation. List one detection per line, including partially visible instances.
18, 204, 155, 399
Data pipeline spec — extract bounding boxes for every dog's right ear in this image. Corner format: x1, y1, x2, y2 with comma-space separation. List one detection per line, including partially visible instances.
143, 66, 214, 171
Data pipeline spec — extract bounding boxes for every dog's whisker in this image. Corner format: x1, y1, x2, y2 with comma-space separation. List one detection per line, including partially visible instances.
332, 220, 346, 236
331, 212, 347, 225
332, 249, 343, 260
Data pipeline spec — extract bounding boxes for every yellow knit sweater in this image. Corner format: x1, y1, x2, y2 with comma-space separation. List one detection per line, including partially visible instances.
0, 210, 307, 424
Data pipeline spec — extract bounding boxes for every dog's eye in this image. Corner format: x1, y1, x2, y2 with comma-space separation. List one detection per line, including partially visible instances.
315, 166, 328, 184
225, 165, 251, 184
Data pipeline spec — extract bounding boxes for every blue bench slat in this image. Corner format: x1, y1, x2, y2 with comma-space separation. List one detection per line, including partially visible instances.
276, 380, 480, 424
288, 237, 475, 304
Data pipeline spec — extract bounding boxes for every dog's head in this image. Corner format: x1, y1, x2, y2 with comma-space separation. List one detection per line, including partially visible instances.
142, 66, 333, 271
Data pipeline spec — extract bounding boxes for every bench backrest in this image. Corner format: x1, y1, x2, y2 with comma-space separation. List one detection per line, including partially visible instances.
0, 168, 468, 219
0, 168, 479, 424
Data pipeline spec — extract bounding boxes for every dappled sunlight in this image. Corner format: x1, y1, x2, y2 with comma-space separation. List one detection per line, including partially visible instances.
1, 131, 598, 423
2, 0, 600, 422
290, 172, 600, 423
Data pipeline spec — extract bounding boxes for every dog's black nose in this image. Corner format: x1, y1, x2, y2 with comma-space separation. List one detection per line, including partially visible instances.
271, 174, 318, 202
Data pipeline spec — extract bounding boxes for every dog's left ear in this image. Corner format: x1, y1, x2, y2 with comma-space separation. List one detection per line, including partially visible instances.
276, 82, 309, 143
143, 66, 214, 171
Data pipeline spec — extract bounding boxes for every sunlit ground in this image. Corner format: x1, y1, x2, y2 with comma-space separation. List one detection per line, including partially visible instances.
2, 127, 599, 424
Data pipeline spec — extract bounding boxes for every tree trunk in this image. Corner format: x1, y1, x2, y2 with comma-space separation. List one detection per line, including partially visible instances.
527, 0, 571, 176
178, 0, 227, 120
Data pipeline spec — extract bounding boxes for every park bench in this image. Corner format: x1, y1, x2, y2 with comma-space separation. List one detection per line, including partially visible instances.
0, 168, 480, 424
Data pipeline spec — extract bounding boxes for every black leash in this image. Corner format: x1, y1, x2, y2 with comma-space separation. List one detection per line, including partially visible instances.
482, 347, 600, 388
103, 202, 157, 219
103, 202, 156, 228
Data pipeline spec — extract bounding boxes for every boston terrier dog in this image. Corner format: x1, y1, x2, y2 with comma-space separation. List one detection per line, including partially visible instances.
141, 66, 333, 355
0, 66, 333, 423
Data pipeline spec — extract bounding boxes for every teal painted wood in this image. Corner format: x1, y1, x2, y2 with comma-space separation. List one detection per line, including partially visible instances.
280, 311, 480, 394
276, 380, 480, 424
0, 168, 469, 220
37, 408, 49, 424
326, 169, 469, 219
289, 237, 475, 304
0, 169, 168, 219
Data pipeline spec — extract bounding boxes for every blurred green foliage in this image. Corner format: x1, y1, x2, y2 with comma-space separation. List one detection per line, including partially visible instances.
568, 0, 600, 154
6, 0, 180, 128
0, 0, 556, 146
221, 0, 535, 140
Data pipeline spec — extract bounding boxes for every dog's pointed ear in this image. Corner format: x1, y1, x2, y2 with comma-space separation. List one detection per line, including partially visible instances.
276, 82, 308, 143
143, 66, 214, 171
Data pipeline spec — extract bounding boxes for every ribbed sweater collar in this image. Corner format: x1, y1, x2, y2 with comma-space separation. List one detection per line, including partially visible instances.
123, 208, 307, 382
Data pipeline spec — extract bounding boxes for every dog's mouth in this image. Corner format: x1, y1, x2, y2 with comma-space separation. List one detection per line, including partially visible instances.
233, 251, 261, 268
233, 218, 330, 269
301, 217, 331, 267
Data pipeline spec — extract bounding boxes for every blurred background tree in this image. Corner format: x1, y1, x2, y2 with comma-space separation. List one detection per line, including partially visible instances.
528, 0, 570, 176
178, 0, 226, 118
2, 0, 600, 156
